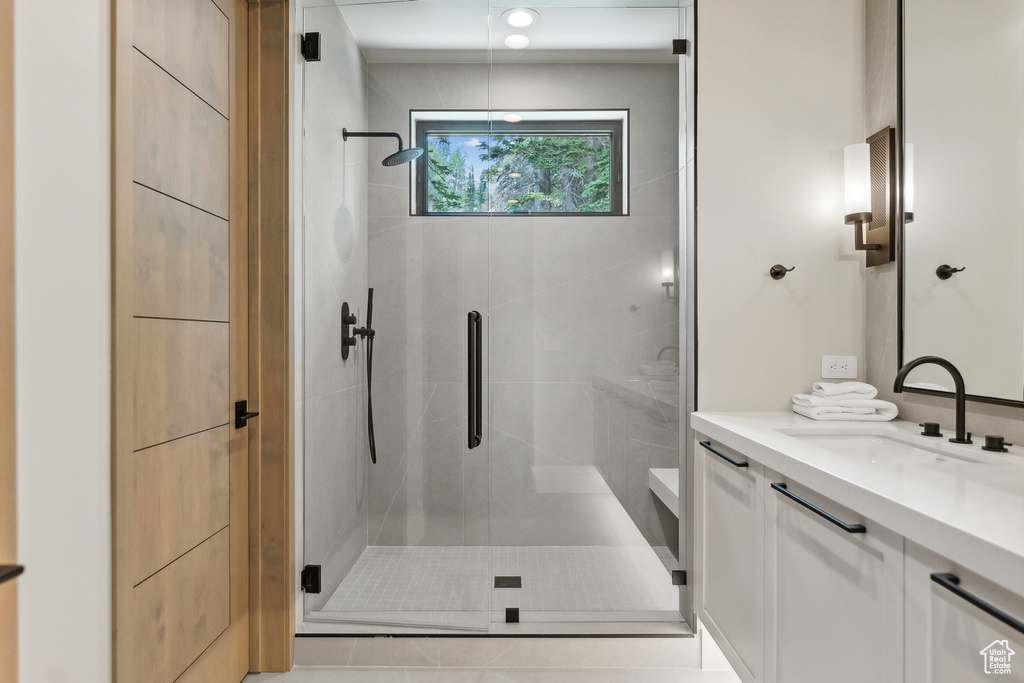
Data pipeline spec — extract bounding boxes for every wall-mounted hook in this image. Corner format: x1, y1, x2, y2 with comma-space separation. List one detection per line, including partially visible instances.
770, 264, 796, 280
935, 264, 966, 280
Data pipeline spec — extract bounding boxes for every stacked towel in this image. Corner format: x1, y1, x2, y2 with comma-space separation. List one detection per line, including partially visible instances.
792, 382, 897, 422
640, 361, 679, 376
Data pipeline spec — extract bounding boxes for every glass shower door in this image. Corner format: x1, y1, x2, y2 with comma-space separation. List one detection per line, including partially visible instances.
483, 0, 685, 624
300, 0, 492, 630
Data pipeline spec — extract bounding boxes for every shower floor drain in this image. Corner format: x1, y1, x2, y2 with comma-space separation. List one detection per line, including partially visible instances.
494, 575, 522, 588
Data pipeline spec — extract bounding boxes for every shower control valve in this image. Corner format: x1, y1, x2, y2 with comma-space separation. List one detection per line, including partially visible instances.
341, 301, 358, 359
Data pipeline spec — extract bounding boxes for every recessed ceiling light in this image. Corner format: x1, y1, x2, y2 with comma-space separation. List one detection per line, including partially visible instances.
509, 172, 522, 178
503, 114, 523, 123
503, 8, 539, 28
504, 34, 530, 50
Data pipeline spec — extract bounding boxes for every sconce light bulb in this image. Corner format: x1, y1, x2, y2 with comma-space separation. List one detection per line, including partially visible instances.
844, 142, 872, 219
904, 143, 915, 216
661, 250, 675, 283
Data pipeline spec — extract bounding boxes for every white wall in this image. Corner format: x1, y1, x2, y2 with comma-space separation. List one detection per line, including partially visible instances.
14, 0, 112, 681
697, 0, 867, 411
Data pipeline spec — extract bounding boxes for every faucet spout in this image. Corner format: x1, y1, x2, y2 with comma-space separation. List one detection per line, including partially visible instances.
893, 355, 971, 444
656, 346, 679, 361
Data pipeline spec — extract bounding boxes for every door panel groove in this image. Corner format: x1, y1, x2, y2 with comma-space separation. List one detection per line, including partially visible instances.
132, 46, 230, 124
131, 421, 230, 454
132, 523, 231, 589
133, 180, 230, 222
134, 315, 230, 325
172, 625, 230, 683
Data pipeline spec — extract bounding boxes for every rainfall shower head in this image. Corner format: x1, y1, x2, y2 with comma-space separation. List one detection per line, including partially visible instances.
342, 128, 424, 167
382, 147, 424, 166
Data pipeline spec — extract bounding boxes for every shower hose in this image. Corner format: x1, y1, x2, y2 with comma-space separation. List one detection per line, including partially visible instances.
364, 288, 377, 464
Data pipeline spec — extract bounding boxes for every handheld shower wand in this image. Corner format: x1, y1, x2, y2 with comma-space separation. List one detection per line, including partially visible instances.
341, 288, 378, 464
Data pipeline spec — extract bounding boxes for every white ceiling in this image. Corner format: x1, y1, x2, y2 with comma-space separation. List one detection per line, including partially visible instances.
306, 0, 680, 63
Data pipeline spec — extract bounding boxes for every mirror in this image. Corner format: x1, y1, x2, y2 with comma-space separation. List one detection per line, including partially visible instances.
901, 0, 1024, 403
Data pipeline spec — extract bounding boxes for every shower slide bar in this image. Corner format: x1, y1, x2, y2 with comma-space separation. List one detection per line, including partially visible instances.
468, 311, 482, 449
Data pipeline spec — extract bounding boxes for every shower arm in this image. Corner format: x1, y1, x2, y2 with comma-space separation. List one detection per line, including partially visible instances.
342, 130, 407, 151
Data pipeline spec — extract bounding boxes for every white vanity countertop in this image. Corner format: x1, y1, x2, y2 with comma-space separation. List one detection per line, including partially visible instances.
692, 412, 1024, 595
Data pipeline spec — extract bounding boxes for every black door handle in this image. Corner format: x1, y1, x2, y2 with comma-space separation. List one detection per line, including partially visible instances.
235, 400, 259, 429
931, 573, 1024, 635
468, 311, 482, 449
0, 565, 24, 586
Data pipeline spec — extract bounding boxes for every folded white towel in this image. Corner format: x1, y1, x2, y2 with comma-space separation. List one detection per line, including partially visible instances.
812, 381, 878, 400
792, 394, 895, 411
640, 364, 679, 376
792, 401, 898, 422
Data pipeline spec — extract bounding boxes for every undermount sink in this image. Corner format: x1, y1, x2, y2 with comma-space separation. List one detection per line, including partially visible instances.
779, 430, 991, 466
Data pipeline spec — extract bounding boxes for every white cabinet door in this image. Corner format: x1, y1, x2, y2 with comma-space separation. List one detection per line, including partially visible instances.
697, 438, 765, 683
905, 540, 1024, 683
767, 476, 903, 683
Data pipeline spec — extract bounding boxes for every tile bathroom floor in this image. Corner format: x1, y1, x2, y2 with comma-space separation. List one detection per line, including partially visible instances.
244, 667, 742, 682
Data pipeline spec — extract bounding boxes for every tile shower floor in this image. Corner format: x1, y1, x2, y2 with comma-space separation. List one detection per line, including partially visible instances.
308, 543, 679, 629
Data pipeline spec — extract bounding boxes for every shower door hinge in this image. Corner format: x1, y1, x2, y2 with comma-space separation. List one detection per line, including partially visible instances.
301, 32, 321, 62
672, 39, 689, 55
301, 564, 322, 593
672, 570, 687, 586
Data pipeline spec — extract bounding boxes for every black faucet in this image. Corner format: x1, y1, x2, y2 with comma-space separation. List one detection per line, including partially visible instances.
893, 355, 971, 444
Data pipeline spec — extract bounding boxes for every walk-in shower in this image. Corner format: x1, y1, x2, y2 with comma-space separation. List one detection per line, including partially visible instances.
299, 0, 690, 634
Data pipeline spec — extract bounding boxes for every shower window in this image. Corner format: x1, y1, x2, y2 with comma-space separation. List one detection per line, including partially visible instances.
412, 110, 627, 216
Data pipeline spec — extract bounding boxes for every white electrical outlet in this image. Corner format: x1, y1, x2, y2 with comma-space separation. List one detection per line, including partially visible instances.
821, 355, 858, 379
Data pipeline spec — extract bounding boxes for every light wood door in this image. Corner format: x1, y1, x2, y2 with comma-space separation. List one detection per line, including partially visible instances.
1, 0, 18, 677
696, 438, 766, 683
113, 0, 249, 680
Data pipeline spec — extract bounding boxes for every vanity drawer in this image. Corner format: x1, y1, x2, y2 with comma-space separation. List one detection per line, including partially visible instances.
905, 540, 1024, 682
696, 438, 766, 683
765, 475, 904, 683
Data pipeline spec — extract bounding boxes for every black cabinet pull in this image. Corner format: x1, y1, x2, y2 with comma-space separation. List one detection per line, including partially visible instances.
931, 573, 1024, 635
699, 440, 748, 468
235, 400, 259, 429
0, 564, 24, 586
771, 482, 866, 533
467, 311, 482, 449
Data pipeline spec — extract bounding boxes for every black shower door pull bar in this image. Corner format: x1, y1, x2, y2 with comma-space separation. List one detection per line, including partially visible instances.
468, 311, 482, 449
771, 482, 866, 533
931, 573, 1024, 635
235, 400, 259, 429
699, 441, 748, 468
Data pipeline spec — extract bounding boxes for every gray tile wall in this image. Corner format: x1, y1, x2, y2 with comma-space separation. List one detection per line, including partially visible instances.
301, 7, 371, 612
366, 62, 680, 547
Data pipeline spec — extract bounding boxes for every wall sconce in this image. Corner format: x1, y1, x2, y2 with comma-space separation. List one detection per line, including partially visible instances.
904, 143, 914, 223
661, 250, 675, 299
843, 127, 895, 267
